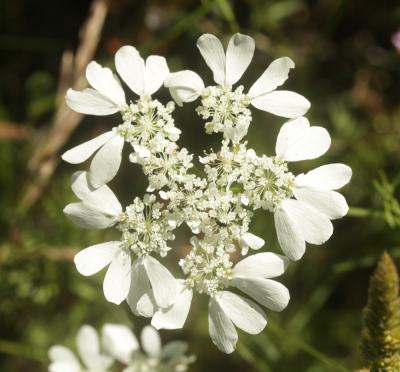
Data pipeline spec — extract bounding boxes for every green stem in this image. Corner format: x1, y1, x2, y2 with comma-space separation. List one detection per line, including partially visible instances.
268, 323, 349, 372
0, 338, 47, 363
216, 0, 240, 32
347, 207, 384, 219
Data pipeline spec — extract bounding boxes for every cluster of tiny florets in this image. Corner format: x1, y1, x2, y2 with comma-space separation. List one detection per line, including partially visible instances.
179, 237, 233, 296
201, 139, 295, 211
118, 97, 179, 148
140, 144, 194, 190
243, 156, 295, 211
117, 194, 175, 257
61, 34, 352, 356
196, 85, 252, 137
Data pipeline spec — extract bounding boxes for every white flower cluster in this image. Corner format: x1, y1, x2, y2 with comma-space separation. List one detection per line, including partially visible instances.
48, 324, 194, 372
62, 33, 352, 354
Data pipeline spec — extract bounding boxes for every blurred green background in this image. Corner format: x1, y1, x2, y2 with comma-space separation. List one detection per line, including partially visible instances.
1, 0, 400, 371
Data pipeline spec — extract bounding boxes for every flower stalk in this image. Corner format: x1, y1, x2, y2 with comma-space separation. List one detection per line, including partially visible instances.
361, 252, 400, 371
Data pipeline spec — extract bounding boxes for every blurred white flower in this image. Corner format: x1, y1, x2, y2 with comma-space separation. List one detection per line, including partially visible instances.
104, 324, 195, 372
48, 325, 113, 372
49, 324, 194, 372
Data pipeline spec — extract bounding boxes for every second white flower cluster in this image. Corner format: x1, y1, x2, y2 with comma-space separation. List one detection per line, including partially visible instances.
48, 324, 194, 372
62, 33, 352, 353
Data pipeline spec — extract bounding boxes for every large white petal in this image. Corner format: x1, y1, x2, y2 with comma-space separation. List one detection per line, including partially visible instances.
197, 34, 226, 86
86, 61, 126, 106
274, 204, 305, 261
141, 326, 161, 358
275, 117, 331, 161
216, 291, 267, 334
143, 256, 178, 308
76, 325, 99, 368
74, 241, 120, 276
294, 187, 349, 219
225, 33, 255, 86
233, 252, 289, 279
71, 171, 122, 216
275, 116, 309, 157
164, 70, 204, 106
65, 88, 120, 116
127, 259, 157, 318
103, 249, 131, 305
208, 297, 238, 354
62, 131, 115, 164
102, 323, 139, 364
144, 55, 169, 95
284, 126, 330, 161
248, 57, 295, 97
89, 134, 125, 188
115, 46, 145, 96
281, 199, 333, 244
233, 277, 290, 312
251, 90, 310, 118
151, 280, 193, 330
295, 163, 352, 190
63, 202, 118, 229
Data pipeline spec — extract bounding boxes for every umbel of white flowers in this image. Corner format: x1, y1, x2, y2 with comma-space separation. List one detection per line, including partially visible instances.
48, 323, 195, 372
61, 33, 352, 353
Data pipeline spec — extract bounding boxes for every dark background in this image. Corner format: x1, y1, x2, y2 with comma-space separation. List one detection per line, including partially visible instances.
1, 0, 400, 370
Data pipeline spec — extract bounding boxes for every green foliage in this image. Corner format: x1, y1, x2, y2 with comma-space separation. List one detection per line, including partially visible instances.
1, 0, 400, 370
361, 252, 400, 371
373, 173, 400, 228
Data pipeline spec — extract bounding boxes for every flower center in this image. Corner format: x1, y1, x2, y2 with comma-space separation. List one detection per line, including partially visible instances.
201, 142, 295, 211
180, 237, 233, 296
141, 147, 194, 190
117, 97, 178, 147
117, 194, 175, 257
244, 156, 295, 211
196, 85, 251, 136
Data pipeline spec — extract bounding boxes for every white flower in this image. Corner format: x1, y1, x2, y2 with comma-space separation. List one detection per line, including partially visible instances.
165, 33, 310, 141
62, 130, 125, 188
273, 117, 352, 260
49, 323, 194, 372
60, 33, 352, 356
66, 47, 169, 115
114, 46, 169, 98
65, 171, 178, 306
102, 324, 140, 365
74, 240, 132, 305
103, 324, 195, 372
48, 325, 113, 372
126, 255, 178, 317
66, 61, 127, 116
151, 251, 289, 354
63, 171, 123, 229
62, 46, 171, 188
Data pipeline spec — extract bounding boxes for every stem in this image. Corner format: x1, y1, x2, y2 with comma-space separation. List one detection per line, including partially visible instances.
0, 338, 47, 363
